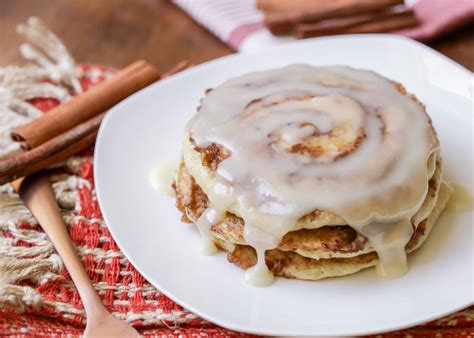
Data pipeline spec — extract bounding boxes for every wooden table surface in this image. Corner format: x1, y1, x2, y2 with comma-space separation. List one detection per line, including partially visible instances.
1, 0, 473, 71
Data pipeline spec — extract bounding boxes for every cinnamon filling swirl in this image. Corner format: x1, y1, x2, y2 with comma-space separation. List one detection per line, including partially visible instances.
183, 65, 440, 286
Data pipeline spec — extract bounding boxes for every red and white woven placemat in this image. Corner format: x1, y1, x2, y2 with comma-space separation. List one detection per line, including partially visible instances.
0, 18, 472, 338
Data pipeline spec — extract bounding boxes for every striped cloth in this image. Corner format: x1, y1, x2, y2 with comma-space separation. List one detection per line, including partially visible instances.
173, 0, 474, 51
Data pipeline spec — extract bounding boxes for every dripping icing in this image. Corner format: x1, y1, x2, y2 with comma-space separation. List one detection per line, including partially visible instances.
195, 208, 221, 255
185, 65, 439, 285
445, 183, 474, 213
244, 248, 274, 287
149, 160, 178, 196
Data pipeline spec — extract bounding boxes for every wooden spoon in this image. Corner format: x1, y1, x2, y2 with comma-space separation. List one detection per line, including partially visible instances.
13, 172, 140, 337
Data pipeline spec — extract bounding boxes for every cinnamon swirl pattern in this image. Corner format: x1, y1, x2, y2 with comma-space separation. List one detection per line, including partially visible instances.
175, 65, 451, 286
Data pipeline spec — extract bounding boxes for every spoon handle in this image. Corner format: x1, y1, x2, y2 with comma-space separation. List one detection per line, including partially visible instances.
15, 172, 106, 316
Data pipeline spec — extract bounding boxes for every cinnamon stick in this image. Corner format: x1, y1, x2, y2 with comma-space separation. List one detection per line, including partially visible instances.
1, 59, 192, 185
343, 11, 418, 34
257, 0, 330, 12
0, 132, 97, 185
11, 60, 161, 150
264, 0, 404, 35
0, 113, 104, 178
296, 7, 417, 38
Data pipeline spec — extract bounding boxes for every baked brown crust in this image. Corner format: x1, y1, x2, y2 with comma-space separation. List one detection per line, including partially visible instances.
224, 242, 378, 280
175, 161, 438, 256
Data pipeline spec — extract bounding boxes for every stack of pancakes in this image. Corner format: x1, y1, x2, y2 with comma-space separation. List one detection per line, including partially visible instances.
174, 82, 450, 281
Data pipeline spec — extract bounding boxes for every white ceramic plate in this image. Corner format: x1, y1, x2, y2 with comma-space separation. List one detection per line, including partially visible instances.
94, 35, 473, 336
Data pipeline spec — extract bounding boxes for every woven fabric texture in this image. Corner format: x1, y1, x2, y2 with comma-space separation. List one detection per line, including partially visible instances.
0, 17, 472, 338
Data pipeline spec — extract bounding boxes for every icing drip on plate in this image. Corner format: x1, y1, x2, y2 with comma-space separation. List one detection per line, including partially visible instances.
186, 65, 439, 286
445, 183, 474, 213
149, 160, 178, 197
195, 208, 221, 255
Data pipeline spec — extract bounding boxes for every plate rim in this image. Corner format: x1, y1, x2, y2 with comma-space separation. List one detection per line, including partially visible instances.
94, 34, 473, 336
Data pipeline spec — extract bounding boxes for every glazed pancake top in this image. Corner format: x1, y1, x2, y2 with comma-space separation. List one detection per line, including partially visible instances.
186, 64, 439, 286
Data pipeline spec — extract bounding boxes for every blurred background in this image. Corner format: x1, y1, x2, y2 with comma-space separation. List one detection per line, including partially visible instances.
0, 0, 232, 70
0, 0, 473, 71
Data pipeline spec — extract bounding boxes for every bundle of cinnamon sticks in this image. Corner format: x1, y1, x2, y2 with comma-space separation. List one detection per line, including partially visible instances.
257, 0, 419, 38
0, 60, 190, 185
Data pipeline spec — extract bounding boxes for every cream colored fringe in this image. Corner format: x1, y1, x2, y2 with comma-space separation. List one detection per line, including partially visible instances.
0, 18, 198, 326
0, 17, 80, 160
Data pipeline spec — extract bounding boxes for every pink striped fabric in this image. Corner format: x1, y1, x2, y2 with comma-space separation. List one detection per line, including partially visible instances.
173, 0, 263, 50
173, 0, 474, 51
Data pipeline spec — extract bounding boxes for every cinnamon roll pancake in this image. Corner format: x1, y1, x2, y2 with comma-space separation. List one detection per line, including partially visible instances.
174, 65, 451, 286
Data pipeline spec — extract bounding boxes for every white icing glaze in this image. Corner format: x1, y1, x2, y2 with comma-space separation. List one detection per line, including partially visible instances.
186, 65, 438, 285
195, 208, 220, 255
244, 248, 274, 287
361, 219, 413, 278
149, 160, 178, 196
445, 182, 474, 213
